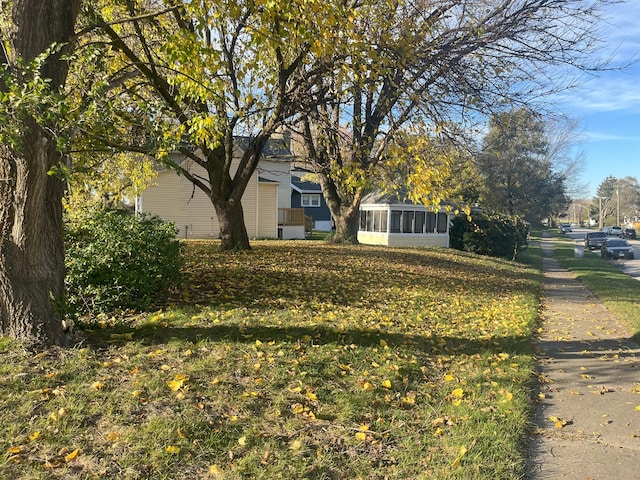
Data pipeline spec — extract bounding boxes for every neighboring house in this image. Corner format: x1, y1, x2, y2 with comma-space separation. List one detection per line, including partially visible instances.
290, 171, 333, 231
358, 191, 452, 247
140, 142, 286, 239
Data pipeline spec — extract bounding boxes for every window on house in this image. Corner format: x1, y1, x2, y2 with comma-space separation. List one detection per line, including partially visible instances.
425, 212, 436, 233
370, 209, 446, 234
366, 210, 374, 232
373, 210, 382, 232
414, 211, 425, 234
301, 194, 321, 207
390, 211, 402, 233
437, 212, 448, 233
360, 210, 387, 232
403, 211, 415, 233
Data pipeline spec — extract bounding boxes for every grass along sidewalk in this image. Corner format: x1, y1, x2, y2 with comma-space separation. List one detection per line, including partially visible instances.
1, 241, 542, 479
551, 233, 640, 342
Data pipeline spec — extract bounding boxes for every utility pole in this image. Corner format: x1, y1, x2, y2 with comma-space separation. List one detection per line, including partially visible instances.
616, 188, 620, 226
598, 197, 603, 230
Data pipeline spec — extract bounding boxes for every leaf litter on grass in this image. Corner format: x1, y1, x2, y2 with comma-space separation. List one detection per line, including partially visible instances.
0, 241, 541, 479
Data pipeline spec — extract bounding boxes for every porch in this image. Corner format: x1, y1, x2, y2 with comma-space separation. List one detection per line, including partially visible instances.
278, 208, 313, 239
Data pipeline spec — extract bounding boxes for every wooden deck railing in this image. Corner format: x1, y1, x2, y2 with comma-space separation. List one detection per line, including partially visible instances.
279, 208, 314, 237
278, 208, 305, 226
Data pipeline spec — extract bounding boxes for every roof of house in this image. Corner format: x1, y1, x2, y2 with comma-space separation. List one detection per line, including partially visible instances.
236, 136, 292, 158
361, 190, 453, 209
291, 177, 322, 194
361, 190, 413, 205
258, 176, 279, 183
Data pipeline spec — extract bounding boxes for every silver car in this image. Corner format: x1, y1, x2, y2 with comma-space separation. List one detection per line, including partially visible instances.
608, 226, 622, 237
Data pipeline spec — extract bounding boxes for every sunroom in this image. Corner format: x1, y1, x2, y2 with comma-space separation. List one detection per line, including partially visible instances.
357, 191, 452, 248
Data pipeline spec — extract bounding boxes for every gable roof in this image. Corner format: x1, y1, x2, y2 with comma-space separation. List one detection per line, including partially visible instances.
236, 136, 292, 158
291, 177, 322, 194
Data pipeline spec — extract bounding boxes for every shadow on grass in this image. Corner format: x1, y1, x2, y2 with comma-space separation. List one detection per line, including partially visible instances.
84, 321, 533, 359
175, 242, 542, 312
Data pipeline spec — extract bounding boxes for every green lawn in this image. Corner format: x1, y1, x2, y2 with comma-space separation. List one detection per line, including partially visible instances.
1, 241, 543, 479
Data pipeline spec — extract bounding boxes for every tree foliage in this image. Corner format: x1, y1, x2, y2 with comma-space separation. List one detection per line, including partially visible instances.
593, 176, 640, 227
66, 152, 157, 211
67, 0, 340, 250
296, 0, 610, 242
478, 109, 569, 224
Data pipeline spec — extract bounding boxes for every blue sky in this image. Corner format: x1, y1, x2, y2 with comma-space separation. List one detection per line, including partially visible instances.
555, 1, 640, 198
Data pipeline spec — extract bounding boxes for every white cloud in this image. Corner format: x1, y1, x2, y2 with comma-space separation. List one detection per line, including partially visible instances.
583, 130, 640, 143
556, 2, 640, 113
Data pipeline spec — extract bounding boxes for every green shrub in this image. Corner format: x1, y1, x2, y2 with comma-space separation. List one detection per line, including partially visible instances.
450, 210, 529, 260
65, 208, 181, 316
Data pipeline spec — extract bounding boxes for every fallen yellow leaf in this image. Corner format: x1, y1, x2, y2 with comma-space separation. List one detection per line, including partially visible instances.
549, 415, 567, 428
401, 393, 416, 405
167, 374, 188, 391
209, 464, 223, 476
29, 431, 40, 442
64, 449, 80, 462
500, 390, 513, 402
166, 445, 180, 454
355, 431, 367, 441
451, 445, 467, 467
451, 388, 464, 398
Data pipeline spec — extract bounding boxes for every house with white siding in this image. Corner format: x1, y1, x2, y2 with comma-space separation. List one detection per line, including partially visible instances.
140, 138, 293, 239
357, 191, 452, 248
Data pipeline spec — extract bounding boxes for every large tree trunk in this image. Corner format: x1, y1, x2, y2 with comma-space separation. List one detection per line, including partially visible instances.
214, 199, 251, 251
0, 0, 81, 346
331, 206, 361, 244
317, 173, 363, 244
0, 124, 67, 345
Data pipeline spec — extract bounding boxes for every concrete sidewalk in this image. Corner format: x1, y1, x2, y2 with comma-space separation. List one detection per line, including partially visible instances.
526, 236, 640, 479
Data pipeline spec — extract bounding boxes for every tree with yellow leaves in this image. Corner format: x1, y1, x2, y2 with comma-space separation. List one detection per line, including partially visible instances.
296, 0, 613, 243
71, 0, 344, 250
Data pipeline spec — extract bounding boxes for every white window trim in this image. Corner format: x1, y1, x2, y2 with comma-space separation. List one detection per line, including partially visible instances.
301, 193, 321, 207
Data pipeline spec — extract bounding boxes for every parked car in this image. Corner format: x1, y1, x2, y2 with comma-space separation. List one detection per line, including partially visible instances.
608, 226, 623, 237
559, 223, 572, 233
623, 228, 637, 240
601, 227, 609, 235
585, 231, 608, 250
600, 238, 635, 260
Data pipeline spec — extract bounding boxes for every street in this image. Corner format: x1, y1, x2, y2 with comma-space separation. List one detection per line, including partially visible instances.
565, 227, 640, 280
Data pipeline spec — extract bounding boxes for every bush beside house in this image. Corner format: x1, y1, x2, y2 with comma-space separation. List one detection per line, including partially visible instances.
450, 210, 529, 260
64, 208, 181, 317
